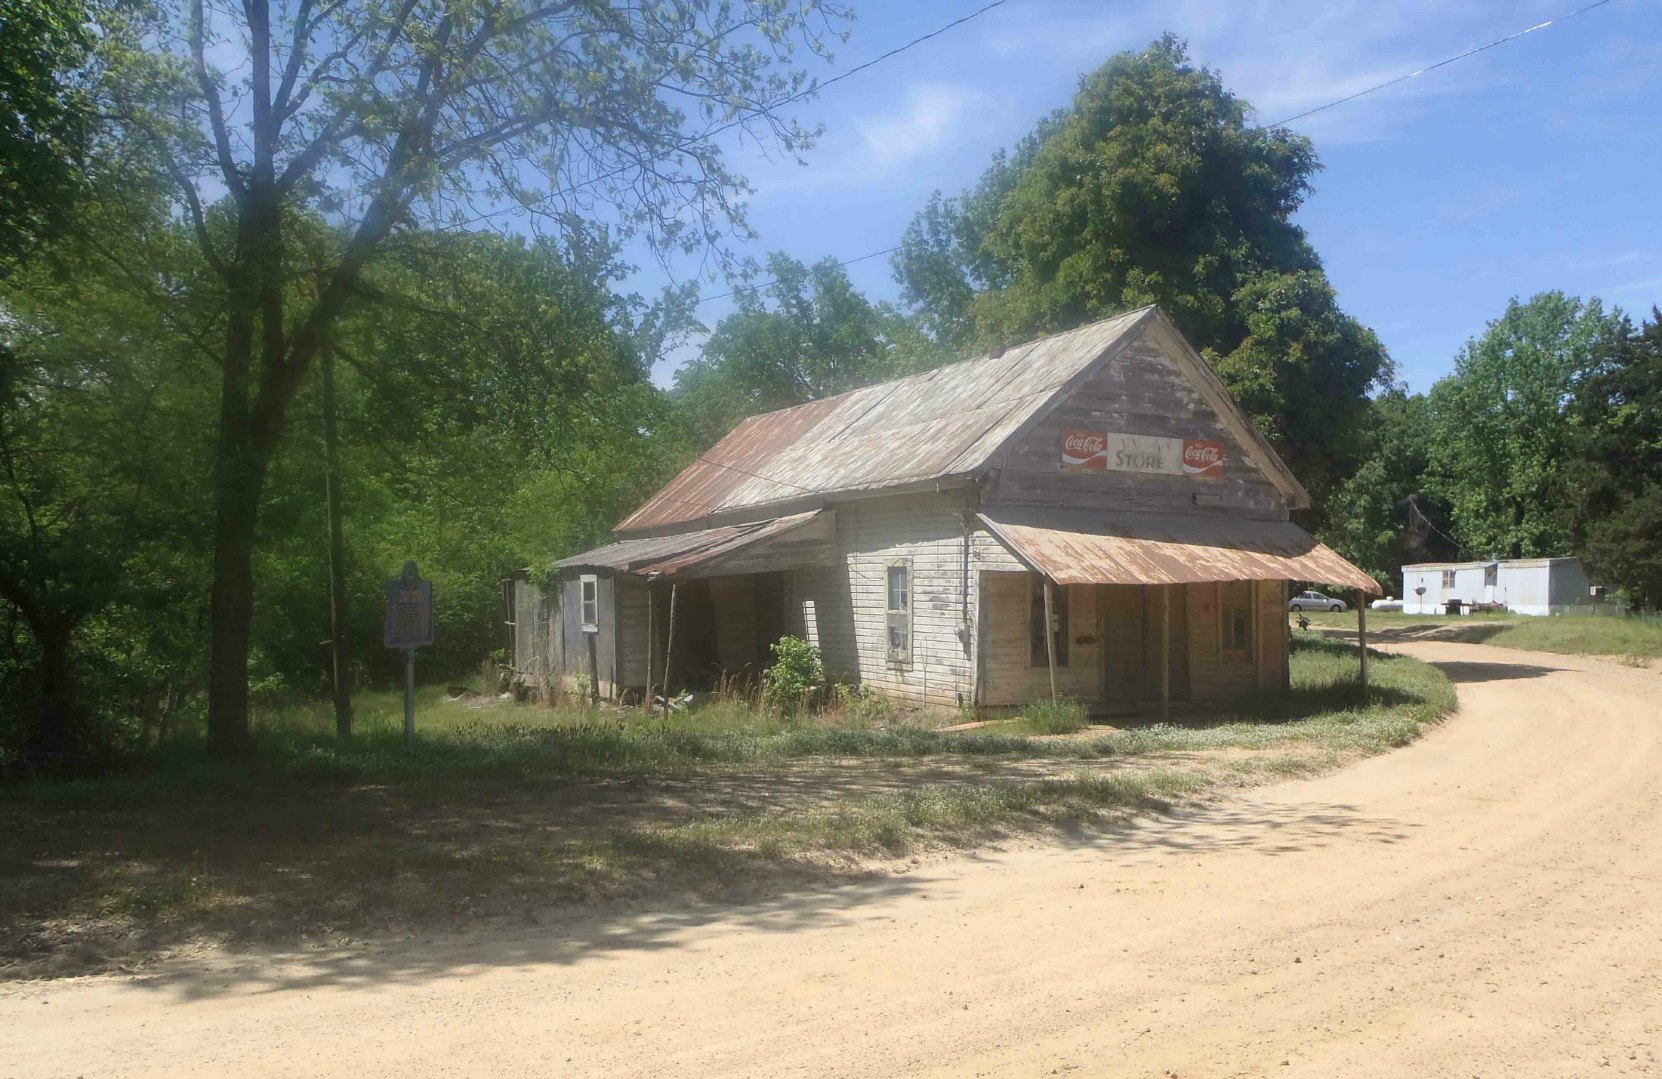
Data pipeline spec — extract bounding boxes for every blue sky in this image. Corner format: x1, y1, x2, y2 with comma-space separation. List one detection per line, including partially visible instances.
630, 0, 1662, 392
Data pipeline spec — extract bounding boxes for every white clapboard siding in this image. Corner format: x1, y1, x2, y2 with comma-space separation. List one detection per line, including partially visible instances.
824, 493, 978, 709
790, 564, 859, 680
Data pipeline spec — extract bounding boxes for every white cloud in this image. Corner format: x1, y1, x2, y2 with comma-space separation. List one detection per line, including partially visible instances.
855, 83, 983, 169
745, 81, 992, 200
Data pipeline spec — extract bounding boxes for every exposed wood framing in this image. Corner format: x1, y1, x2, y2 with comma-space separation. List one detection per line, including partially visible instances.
1159, 586, 1171, 720
660, 582, 678, 719
1043, 577, 1058, 703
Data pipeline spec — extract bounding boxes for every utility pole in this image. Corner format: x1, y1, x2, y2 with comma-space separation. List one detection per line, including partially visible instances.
321, 342, 353, 739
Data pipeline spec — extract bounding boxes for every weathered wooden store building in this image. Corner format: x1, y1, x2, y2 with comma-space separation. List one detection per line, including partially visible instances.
510, 306, 1379, 715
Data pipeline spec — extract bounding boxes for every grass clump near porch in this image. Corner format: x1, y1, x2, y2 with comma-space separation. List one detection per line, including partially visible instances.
1007, 698, 1090, 736
0, 634, 1453, 979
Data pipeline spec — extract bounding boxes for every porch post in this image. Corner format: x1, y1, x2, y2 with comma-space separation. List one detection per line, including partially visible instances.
661, 581, 679, 720
1357, 588, 1369, 702
1159, 585, 1171, 721
1043, 577, 1059, 703
644, 579, 655, 712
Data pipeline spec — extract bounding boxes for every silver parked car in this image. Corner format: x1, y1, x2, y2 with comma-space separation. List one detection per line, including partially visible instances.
1289, 589, 1347, 613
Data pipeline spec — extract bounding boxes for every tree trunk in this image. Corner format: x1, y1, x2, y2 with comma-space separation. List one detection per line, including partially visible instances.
33, 617, 76, 760
206, 191, 279, 757
0, 574, 79, 764
207, 460, 261, 756
206, 292, 262, 756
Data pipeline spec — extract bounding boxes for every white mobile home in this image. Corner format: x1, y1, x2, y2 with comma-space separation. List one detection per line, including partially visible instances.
1401, 558, 1594, 616
512, 307, 1379, 715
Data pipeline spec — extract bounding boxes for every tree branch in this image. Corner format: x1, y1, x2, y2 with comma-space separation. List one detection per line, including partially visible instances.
106, 109, 230, 279
190, 0, 244, 199
271, 0, 319, 119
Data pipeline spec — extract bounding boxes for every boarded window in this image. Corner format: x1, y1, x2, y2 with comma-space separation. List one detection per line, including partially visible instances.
886, 560, 911, 665
1221, 580, 1252, 654
1029, 576, 1070, 667
580, 574, 599, 632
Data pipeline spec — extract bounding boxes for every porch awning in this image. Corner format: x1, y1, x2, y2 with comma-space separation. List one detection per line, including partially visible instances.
553, 509, 835, 579
978, 508, 1381, 594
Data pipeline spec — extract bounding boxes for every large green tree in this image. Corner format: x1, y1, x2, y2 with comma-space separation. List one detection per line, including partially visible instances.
1564, 309, 1662, 607
1320, 388, 1456, 588
0, 0, 95, 264
891, 35, 1389, 508
0, 171, 217, 763
268, 229, 679, 689
92, 0, 852, 753
1427, 292, 1622, 560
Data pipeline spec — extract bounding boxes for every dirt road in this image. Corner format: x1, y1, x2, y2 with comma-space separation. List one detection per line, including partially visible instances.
5, 641, 1660, 1077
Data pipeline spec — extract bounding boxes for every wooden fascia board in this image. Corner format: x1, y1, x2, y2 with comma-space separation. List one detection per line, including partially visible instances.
1140, 311, 1312, 511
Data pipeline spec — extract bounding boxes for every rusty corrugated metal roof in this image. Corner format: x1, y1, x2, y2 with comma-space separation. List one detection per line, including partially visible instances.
615, 308, 1155, 534
553, 510, 829, 578
979, 508, 1382, 594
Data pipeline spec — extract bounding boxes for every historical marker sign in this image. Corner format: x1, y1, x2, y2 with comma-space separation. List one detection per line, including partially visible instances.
383, 562, 434, 649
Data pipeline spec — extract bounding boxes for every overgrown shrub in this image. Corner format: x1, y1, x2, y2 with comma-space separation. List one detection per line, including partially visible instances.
764, 636, 823, 713
1019, 697, 1089, 735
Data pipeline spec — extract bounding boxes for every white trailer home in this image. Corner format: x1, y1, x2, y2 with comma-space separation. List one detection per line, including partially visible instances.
1401, 558, 1594, 616
511, 306, 1379, 715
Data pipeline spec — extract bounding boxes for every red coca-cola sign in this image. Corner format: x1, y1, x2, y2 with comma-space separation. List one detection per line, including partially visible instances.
1061, 428, 1108, 471
1182, 439, 1225, 478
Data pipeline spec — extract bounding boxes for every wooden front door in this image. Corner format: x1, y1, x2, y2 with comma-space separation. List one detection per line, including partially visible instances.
1099, 585, 1145, 708
1099, 584, 1189, 708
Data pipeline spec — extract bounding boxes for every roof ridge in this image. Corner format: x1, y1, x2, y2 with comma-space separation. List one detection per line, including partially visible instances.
708, 307, 1157, 430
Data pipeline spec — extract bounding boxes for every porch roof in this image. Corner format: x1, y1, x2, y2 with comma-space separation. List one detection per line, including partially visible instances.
978, 508, 1382, 594
552, 509, 834, 579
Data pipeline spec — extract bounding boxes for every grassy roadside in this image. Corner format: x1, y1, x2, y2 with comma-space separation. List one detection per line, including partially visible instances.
1304, 608, 1662, 660
0, 635, 1452, 979
1486, 616, 1662, 659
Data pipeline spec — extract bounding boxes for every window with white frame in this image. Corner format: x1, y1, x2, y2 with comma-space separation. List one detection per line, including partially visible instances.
579, 574, 599, 632
885, 560, 911, 665
1441, 569, 1456, 589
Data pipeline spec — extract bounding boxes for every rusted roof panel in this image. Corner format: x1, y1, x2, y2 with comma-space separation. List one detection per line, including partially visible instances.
615, 308, 1153, 534
979, 508, 1382, 594
555, 510, 830, 578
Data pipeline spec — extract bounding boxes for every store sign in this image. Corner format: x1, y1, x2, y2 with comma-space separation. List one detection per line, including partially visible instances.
1061, 429, 1225, 479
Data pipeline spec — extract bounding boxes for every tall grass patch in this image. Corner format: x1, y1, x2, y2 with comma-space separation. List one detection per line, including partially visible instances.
1009, 697, 1090, 735
1487, 614, 1662, 659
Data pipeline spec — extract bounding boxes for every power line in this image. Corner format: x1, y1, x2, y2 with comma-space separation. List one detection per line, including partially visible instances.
699, 246, 900, 305
702, 0, 1622, 310
1266, 0, 1619, 127
562, 1, 1013, 206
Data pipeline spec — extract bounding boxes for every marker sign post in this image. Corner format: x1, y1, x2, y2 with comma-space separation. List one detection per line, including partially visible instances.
383, 561, 434, 748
